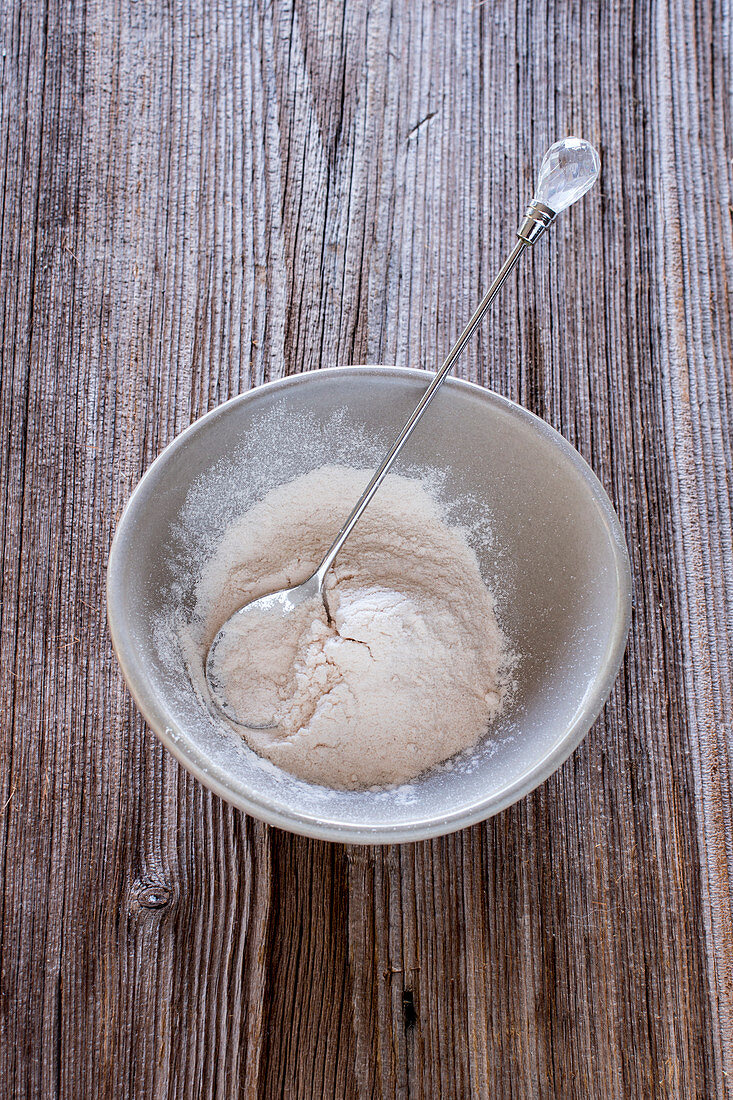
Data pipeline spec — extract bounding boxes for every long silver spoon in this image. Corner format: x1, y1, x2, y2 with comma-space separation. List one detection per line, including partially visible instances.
206, 137, 601, 728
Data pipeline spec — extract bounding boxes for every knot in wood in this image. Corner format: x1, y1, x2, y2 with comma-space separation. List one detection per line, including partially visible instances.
132, 877, 174, 911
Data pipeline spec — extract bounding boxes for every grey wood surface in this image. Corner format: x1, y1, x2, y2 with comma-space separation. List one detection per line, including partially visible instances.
1, 0, 732, 1096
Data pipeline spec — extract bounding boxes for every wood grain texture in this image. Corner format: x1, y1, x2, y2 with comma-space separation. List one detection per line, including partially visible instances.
1, 0, 731, 1097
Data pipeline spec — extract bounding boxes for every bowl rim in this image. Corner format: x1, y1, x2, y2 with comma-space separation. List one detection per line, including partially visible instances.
107, 365, 632, 844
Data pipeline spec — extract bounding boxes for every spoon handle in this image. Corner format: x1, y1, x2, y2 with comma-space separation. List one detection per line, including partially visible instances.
317, 238, 527, 583
315, 137, 600, 586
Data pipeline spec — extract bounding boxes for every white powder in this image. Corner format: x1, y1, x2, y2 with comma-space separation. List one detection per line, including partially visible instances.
181, 465, 513, 790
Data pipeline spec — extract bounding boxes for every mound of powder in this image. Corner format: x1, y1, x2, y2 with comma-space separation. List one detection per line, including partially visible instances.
182, 465, 512, 790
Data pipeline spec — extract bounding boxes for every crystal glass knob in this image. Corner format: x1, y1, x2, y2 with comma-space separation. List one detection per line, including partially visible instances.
534, 137, 601, 214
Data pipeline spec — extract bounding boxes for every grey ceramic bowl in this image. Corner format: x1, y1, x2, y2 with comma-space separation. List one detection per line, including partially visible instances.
107, 366, 631, 843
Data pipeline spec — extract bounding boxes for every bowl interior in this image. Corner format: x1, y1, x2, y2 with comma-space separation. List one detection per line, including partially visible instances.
108, 367, 630, 842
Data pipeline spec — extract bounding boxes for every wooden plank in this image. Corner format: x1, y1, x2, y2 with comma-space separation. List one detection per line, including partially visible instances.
0, 0, 731, 1097
650, 0, 733, 1086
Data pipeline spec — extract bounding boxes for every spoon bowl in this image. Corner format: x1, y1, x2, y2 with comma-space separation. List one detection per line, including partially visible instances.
206, 572, 323, 728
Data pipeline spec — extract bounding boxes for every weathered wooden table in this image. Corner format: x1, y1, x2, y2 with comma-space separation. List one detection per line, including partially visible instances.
2, 1, 732, 1096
